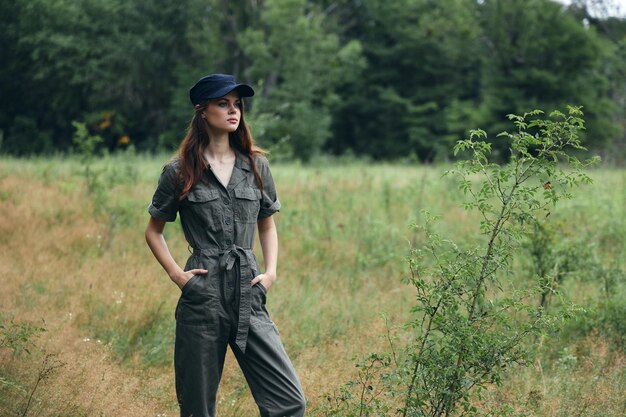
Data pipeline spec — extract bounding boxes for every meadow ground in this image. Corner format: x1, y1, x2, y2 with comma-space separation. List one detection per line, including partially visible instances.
0, 153, 624, 416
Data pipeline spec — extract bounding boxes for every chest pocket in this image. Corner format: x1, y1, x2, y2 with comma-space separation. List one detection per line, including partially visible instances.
233, 187, 261, 223
187, 188, 221, 230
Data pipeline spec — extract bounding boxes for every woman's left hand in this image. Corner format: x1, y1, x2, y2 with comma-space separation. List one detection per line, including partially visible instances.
251, 272, 276, 292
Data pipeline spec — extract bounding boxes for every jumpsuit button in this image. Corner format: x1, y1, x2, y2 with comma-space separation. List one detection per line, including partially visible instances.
225, 217, 231, 225
223, 198, 230, 205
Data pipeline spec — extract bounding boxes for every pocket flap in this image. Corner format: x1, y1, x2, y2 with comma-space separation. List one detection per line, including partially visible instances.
187, 188, 219, 203
234, 187, 261, 201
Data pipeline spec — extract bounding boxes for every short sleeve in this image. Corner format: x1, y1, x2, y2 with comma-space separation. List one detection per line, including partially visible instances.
256, 156, 281, 220
148, 162, 182, 222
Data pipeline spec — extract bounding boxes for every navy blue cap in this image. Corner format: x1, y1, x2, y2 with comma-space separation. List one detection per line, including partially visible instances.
189, 74, 255, 105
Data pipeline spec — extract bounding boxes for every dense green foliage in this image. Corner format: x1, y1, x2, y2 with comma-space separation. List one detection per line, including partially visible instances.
1, 0, 625, 160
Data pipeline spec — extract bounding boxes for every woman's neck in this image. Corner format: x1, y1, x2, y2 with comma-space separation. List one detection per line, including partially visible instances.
204, 133, 234, 162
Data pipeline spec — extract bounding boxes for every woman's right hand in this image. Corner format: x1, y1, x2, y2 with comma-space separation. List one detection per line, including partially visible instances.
172, 268, 209, 290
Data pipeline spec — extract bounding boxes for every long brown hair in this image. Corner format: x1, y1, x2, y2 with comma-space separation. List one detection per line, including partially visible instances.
175, 98, 266, 200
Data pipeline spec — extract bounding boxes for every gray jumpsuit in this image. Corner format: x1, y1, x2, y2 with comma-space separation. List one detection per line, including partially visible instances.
148, 152, 306, 417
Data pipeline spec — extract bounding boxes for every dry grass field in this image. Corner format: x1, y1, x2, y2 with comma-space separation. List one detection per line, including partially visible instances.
0, 154, 624, 416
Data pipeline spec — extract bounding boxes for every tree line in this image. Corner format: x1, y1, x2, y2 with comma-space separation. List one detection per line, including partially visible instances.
1, 0, 625, 161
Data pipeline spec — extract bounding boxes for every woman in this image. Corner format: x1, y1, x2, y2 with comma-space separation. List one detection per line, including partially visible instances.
145, 74, 306, 417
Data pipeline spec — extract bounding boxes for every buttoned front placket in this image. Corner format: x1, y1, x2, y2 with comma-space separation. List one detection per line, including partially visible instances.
203, 156, 256, 353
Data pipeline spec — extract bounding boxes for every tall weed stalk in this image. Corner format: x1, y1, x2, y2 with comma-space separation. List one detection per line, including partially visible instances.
72, 121, 136, 251
318, 107, 599, 416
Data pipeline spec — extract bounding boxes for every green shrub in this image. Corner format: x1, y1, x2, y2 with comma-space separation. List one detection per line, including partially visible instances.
317, 107, 599, 416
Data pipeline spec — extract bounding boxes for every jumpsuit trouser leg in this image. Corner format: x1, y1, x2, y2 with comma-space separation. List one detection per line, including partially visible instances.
175, 322, 228, 417
230, 283, 306, 417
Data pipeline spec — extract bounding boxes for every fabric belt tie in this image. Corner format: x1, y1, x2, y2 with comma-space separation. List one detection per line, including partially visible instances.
193, 245, 256, 353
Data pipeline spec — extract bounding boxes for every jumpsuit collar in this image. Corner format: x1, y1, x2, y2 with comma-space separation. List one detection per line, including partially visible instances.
234, 150, 251, 172
228, 151, 251, 189
201, 149, 251, 189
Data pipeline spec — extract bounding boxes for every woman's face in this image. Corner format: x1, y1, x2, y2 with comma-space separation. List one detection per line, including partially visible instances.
203, 91, 242, 134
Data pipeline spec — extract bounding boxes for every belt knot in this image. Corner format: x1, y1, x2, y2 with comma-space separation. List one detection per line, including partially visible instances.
189, 245, 256, 353
220, 245, 243, 271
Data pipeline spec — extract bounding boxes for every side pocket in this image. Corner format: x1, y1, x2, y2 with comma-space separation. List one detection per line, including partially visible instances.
256, 282, 267, 296
181, 275, 199, 296
250, 283, 273, 328
254, 282, 268, 307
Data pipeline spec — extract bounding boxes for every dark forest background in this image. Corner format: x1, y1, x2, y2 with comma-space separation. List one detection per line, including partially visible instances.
1, 0, 625, 162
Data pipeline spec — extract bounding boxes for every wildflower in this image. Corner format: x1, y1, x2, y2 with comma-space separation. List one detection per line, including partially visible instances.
114, 291, 125, 305
99, 112, 112, 130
